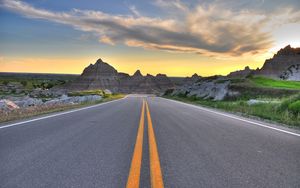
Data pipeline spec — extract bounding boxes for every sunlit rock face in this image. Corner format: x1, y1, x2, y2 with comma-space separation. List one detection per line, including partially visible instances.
68, 59, 120, 92
254, 45, 300, 80
67, 59, 175, 93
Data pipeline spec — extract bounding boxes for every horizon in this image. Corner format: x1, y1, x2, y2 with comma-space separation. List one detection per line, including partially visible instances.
0, 0, 300, 76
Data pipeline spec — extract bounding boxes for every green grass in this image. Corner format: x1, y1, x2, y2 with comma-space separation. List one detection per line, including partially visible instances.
67, 89, 120, 100
250, 76, 300, 90
288, 101, 300, 115
0, 73, 76, 92
165, 95, 300, 127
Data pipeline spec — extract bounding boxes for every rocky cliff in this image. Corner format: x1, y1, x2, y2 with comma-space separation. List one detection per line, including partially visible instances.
171, 78, 231, 101
254, 45, 300, 79
280, 64, 300, 81
67, 59, 174, 93
227, 66, 253, 78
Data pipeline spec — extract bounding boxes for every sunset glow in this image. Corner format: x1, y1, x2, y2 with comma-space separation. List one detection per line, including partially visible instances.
0, 0, 299, 76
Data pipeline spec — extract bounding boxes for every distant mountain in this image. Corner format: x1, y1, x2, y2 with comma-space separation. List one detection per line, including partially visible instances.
183, 73, 202, 84
66, 45, 300, 94
67, 59, 174, 94
254, 45, 300, 80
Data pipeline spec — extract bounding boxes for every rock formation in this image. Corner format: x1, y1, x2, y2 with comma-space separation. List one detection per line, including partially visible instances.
227, 66, 253, 78
68, 59, 120, 92
254, 45, 300, 79
183, 73, 202, 84
67, 59, 174, 94
280, 64, 300, 81
171, 78, 230, 101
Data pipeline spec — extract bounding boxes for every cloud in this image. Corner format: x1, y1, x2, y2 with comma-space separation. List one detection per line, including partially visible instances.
129, 5, 141, 17
99, 35, 115, 45
1, 0, 299, 56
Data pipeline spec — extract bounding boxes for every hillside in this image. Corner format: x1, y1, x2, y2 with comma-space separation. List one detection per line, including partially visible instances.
254, 45, 300, 80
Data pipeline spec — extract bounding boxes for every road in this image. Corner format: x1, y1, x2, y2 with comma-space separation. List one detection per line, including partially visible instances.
0, 95, 299, 188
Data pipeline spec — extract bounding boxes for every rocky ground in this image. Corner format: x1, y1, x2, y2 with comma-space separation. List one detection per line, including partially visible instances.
170, 76, 231, 101
0, 88, 123, 123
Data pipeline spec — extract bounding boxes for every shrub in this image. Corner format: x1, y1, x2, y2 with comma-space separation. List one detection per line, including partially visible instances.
288, 100, 300, 115
20, 81, 27, 87
278, 94, 300, 112
163, 89, 174, 96
3, 80, 9, 85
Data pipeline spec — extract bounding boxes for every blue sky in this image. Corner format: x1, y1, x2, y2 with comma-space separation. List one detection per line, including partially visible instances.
0, 0, 299, 76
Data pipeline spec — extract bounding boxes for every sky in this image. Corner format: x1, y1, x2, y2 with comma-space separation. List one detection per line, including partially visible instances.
0, 0, 299, 77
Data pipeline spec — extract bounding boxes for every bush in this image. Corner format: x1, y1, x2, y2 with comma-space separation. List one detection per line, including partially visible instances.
278, 94, 300, 112
45, 83, 54, 89
20, 81, 27, 87
3, 80, 9, 85
163, 89, 174, 96
288, 101, 300, 115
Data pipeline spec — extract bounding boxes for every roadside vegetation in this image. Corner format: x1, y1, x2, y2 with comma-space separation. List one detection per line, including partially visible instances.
165, 94, 300, 127
0, 90, 125, 123
0, 73, 77, 97
165, 76, 300, 127
0, 73, 125, 124
249, 76, 300, 90
68, 89, 105, 97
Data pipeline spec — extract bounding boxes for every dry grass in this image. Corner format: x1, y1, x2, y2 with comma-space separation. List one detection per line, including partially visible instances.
0, 94, 125, 123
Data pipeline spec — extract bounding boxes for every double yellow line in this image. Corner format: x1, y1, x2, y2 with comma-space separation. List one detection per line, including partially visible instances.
126, 99, 164, 188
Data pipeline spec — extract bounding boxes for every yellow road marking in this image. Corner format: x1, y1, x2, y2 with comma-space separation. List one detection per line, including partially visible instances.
145, 101, 165, 188
126, 100, 145, 188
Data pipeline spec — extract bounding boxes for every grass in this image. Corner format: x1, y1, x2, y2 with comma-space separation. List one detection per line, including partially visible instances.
0, 94, 125, 123
289, 101, 300, 115
249, 76, 300, 90
0, 73, 77, 93
165, 95, 300, 127
68, 89, 105, 97
68, 89, 122, 100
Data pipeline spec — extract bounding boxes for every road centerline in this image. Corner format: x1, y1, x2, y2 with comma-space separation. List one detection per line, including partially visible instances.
145, 101, 165, 188
126, 99, 145, 188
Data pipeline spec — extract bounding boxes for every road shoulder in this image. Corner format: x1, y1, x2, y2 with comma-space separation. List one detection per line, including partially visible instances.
160, 97, 300, 137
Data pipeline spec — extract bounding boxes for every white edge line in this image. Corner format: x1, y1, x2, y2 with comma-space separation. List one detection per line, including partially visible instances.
161, 97, 300, 137
0, 96, 127, 130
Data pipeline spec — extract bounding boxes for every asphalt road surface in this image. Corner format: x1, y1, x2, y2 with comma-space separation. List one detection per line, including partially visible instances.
1, 95, 299, 188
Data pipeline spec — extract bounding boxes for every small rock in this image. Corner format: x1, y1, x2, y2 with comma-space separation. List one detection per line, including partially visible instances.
247, 99, 270, 105
0, 99, 20, 111
14, 97, 43, 107
104, 89, 112, 95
